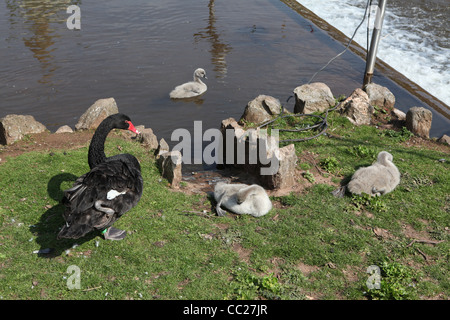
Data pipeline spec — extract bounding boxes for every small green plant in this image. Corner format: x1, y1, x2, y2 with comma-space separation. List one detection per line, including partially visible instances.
348, 145, 377, 159
334, 94, 347, 105
365, 261, 417, 300
302, 170, 315, 183
350, 193, 388, 213
380, 127, 413, 142
373, 105, 388, 115
320, 156, 340, 174
228, 269, 281, 300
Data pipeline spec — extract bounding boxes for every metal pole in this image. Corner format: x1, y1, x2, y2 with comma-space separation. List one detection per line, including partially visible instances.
363, 0, 387, 87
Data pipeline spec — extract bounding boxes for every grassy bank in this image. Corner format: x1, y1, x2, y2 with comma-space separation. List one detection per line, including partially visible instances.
0, 113, 448, 300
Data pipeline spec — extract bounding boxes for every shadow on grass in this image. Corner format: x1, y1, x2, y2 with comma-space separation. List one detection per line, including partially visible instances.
31, 173, 99, 258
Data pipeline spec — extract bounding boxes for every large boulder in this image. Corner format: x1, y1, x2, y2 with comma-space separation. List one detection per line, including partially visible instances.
406, 107, 432, 138
0, 114, 47, 145
219, 117, 298, 190
75, 98, 119, 130
260, 143, 298, 190
240, 95, 282, 124
293, 82, 335, 114
364, 83, 395, 109
338, 88, 373, 126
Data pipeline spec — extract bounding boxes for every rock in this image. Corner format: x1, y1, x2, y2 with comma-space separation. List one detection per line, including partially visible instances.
438, 134, 450, 145
138, 128, 158, 149
338, 88, 373, 126
157, 150, 182, 188
218, 117, 248, 169
75, 98, 119, 130
219, 117, 298, 190
406, 107, 432, 138
240, 95, 282, 124
0, 114, 47, 145
293, 82, 335, 114
392, 108, 406, 121
364, 83, 395, 109
260, 143, 298, 190
55, 125, 73, 134
121, 125, 143, 140
221, 117, 243, 132
155, 138, 170, 158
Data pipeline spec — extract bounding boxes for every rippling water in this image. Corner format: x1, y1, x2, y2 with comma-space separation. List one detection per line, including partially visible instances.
1, 0, 449, 142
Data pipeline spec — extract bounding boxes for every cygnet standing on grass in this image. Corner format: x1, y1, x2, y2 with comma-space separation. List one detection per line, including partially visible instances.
169, 68, 207, 99
213, 182, 272, 217
347, 151, 400, 196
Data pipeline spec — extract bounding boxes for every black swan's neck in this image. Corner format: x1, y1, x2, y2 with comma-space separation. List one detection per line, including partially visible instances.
88, 118, 114, 169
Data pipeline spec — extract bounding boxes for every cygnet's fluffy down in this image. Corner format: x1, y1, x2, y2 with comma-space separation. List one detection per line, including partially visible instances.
169, 68, 207, 99
214, 182, 272, 217
347, 151, 400, 196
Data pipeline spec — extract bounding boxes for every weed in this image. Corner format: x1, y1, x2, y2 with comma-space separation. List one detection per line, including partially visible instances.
379, 127, 413, 142
350, 193, 388, 213
365, 261, 418, 300
373, 105, 388, 115
228, 268, 281, 300
348, 145, 377, 159
302, 170, 315, 183
320, 156, 340, 174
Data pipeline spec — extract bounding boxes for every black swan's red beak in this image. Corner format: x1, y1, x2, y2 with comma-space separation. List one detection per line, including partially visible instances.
126, 121, 139, 134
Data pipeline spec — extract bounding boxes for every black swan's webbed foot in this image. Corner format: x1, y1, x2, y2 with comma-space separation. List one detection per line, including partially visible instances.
102, 227, 127, 240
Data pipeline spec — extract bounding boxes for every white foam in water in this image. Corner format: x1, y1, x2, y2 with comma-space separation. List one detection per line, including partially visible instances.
296, 0, 450, 106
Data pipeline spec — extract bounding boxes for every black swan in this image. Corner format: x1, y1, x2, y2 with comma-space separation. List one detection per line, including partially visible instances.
57, 113, 143, 241
169, 68, 207, 99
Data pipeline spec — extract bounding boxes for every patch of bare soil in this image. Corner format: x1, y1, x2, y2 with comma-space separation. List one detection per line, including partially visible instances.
402, 135, 450, 153
0, 131, 93, 164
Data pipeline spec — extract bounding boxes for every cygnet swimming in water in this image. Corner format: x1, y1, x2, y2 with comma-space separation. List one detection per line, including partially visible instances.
213, 182, 272, 217
332, 151, 400, 197
169, 68, 207, 99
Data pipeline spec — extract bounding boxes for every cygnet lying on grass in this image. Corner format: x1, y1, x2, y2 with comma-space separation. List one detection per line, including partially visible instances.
169, 68, 207, 99
213, 182, 272, 217
332, 151, 400, 197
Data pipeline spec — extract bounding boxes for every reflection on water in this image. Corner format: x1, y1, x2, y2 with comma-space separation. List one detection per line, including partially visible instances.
4, 0, 79, 84
171, 94, 205, 106
194, 0, 232, 79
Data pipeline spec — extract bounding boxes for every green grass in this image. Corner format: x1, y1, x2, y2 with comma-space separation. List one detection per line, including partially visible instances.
0, 113, 449, 300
